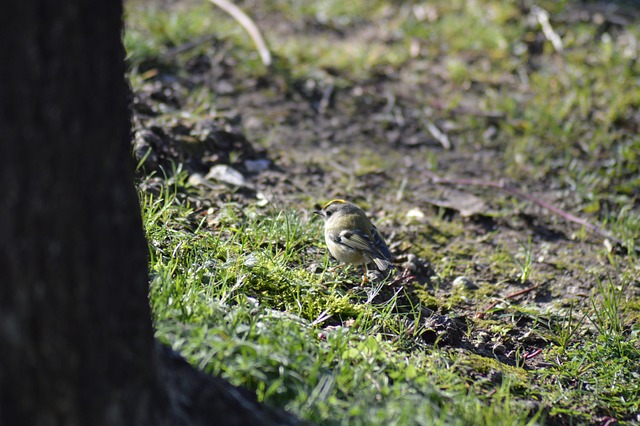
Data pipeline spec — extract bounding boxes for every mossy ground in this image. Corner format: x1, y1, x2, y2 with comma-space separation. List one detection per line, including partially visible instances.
127, 1, 640, 424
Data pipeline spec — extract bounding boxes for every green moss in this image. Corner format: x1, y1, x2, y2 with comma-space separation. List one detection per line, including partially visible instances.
461, 353, 528, 383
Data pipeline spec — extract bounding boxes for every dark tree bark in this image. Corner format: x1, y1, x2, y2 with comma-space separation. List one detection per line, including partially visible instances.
0, 2, 300, 425
0, 1, 170, 425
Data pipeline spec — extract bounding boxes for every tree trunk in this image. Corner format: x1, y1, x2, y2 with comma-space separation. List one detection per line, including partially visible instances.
0, 1, 170, 425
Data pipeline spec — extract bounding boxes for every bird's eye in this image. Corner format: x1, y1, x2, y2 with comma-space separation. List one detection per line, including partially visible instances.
326, 211, 332, 217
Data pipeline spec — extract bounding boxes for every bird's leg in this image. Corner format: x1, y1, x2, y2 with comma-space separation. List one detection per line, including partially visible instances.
360, 264, 368, 286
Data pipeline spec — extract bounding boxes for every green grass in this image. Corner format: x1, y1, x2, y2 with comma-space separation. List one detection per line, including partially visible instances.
125, 3, 218, 64
139, 173, 639, 425
129, 1, 640, 424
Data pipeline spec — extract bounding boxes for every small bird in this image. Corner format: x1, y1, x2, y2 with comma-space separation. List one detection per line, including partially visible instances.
314, 199, 392, 284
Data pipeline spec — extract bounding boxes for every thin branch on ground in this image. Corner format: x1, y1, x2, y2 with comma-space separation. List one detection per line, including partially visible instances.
424, 172, 638, 253
503, 282, 544, 300
532, 6, 564, 53
207, 0, 272, 67
476, 282, 544, 319
423, 113, 452, 150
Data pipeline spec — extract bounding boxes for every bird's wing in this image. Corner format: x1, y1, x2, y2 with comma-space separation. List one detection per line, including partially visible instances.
370, 225, 392, 260
335, 229, 371, 251
337, 228, 391, 261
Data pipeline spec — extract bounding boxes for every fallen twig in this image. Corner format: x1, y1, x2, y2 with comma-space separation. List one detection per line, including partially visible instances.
524, 348, 543, 360
423, 111, 452, 150
425, 172, 638, 253
503, 282, 544, 300
389, 267, 415, 287
477, 301, 500, 318
532, 5, 564, 53
476, 282, 544, 319
207, 0, 272, 67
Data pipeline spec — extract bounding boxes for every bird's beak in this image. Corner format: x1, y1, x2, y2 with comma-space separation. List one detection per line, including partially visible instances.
313, 203, 324, 219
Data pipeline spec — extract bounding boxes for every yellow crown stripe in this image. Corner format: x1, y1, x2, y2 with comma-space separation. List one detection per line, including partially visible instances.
323, 199, 347, 209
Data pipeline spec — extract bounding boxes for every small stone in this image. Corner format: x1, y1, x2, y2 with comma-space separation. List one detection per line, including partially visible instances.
244, 158, 271, 173
406, 208, 425, 220
453, 276, 479, 290
492, 343, 506, 356
487, 369, 503, 384
205, 164, 251, 188
256, 191, 269, 207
